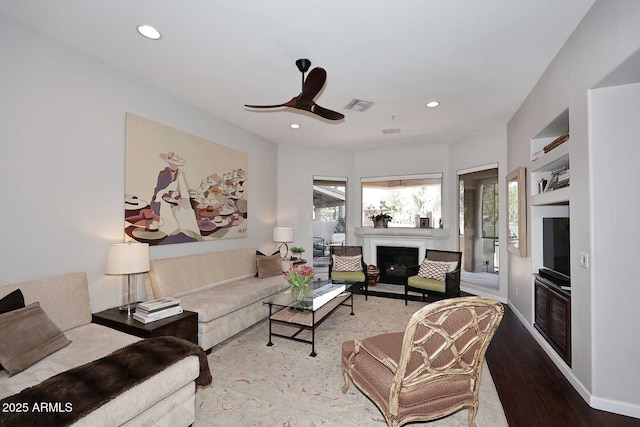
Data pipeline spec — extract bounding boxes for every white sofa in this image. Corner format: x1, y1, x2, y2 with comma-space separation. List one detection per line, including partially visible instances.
0, 272, 203, 426
145, 247, 290, 351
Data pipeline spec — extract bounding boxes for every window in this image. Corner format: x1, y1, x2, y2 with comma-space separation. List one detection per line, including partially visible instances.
361, 174, 442, 227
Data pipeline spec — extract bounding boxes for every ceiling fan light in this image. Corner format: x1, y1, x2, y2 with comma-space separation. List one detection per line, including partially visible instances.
290, 123, 301, 129
426, 101, 440, 108
137, 25, 161, 40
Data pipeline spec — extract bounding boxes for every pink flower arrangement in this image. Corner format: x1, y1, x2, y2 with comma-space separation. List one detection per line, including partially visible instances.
284, 265, 314, 279
284, 265, 315, 298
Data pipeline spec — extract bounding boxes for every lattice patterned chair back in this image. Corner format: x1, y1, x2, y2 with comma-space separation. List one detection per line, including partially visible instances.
342, 296, 504, 427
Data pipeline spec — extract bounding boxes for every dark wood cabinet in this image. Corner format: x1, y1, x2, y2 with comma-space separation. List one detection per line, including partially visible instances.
534, 275, 571, 366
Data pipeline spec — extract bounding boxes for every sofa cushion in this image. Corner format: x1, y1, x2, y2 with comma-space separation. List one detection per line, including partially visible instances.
0, 289, 25, 314
0, 303, 72, 376
331, 271, 365, 282
256, 254, 283, 279
333, 254, 362, 272
178, 275, 288, 323
418, 260, 450, 281
407, 276, 446, 293
0, 272, 91, 332
0, 323, 140, 400
149, 248, 258, 298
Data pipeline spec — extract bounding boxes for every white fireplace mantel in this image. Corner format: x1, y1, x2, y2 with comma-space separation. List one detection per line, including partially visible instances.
354, 227, 451, 266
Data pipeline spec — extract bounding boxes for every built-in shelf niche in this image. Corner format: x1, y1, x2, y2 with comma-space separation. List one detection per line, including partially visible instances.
530, 109, 570, 203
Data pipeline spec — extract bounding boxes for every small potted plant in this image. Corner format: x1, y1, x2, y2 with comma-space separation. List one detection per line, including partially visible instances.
370, 213, 393, 228
290, 246, 305, 260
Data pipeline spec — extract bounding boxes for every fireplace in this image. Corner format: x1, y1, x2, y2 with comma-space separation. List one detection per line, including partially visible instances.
376, 246, 419, 285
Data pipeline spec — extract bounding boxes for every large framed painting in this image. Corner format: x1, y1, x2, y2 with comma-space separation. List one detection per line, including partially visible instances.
124, 114, 247, 245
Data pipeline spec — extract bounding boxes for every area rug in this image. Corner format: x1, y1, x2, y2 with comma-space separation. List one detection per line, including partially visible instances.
194, 294, 508, 426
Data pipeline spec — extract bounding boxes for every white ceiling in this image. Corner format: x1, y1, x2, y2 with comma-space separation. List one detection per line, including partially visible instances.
0, 0, 595, 150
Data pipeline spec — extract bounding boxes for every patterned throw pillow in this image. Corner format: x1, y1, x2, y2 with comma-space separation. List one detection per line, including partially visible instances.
333, 255, 362, 272
417, 260, 451, 281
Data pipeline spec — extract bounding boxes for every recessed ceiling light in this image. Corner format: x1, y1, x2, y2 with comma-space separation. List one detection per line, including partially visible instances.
290, 123, 301, 129
137, 25, 161, 40
426, 101, 440, 108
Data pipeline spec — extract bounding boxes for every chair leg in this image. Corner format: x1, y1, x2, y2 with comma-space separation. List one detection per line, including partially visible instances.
341, 368, 350, 393
404, 287, 408, 305
468, 400, 478, 427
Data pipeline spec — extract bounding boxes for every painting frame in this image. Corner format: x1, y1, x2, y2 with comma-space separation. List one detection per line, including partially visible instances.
124, 114, 248, 246
507, 167, 526, 257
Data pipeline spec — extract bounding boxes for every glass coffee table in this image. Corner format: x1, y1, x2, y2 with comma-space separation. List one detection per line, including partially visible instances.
264, 279, 354, 357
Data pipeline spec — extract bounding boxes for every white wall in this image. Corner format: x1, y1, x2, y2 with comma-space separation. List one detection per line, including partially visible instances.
277, 146, 354, 258
506, 0, 640, 416
590, 82, 640, 413
0, 17, 278, 312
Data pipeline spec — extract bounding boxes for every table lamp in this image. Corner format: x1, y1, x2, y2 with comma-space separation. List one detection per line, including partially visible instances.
273, 227, 294, 259
106, 242, 150, 317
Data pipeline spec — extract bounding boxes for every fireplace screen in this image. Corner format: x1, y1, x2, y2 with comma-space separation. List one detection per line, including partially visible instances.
376, 246, 419, 285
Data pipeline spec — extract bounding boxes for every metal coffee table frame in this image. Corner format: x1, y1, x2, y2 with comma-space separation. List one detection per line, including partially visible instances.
264, 281, 354, 357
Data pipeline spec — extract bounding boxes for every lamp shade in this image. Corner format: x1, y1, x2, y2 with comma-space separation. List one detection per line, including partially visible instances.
105, 242, 150, 275
272, 227, 294, 243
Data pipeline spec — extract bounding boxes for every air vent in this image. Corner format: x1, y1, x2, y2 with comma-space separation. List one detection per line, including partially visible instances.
344, 99, 374, 112
382, 128, 401, 135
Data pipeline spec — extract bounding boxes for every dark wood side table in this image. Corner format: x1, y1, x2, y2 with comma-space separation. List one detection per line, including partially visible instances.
92, 307, 198, 345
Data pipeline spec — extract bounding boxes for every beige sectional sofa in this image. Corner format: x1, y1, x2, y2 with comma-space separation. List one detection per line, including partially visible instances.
0, 272, 204, 426
145, 247, 290, 351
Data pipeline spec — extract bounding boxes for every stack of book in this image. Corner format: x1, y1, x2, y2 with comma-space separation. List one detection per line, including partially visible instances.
556, 169, 570, 189
133, 297, 182, 324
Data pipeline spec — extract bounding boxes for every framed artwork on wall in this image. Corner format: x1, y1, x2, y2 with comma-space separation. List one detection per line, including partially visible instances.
124, 113, 248, 245
507, 167, 526, 257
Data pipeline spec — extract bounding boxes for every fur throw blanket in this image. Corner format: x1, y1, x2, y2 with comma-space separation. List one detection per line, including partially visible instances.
0, 336, 212, 426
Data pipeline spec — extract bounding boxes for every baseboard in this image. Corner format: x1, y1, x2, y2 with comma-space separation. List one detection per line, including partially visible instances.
591, 395, 640, 419
507, 300, 591, 403
460, 283, 507, 303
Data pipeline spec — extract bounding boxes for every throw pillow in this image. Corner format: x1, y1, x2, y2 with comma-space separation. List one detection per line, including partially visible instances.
0, 289, 25, 314
333, 254, 362, 272
255, 250, 280, 277
444, 261, 459, 272
256, 254, 283, 279
0, 302, 72, 376
417, 260, 451, 281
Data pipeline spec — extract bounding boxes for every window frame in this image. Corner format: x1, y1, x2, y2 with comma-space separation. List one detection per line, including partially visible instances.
360, 173, 443, 228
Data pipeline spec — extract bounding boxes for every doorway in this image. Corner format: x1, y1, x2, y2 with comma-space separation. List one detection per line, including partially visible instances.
457, 164, 499, 289
312, 176, 347, 279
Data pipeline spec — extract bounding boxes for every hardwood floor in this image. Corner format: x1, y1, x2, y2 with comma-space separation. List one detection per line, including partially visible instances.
486, 304, 640, 427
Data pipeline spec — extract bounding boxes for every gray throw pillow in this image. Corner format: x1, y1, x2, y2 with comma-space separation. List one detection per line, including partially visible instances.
0, 302, 71, 376
256, 254, 283, 279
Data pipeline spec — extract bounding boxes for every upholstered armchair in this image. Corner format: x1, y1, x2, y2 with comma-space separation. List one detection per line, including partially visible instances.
329, 246, 368, 300
405, 249, 462, 304
341, 296, 504, 427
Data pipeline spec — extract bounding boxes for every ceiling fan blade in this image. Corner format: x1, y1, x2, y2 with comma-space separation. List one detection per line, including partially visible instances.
310, 103, 345, 121
301, 67, 327, 100
245, 97, 297, 109
244, 104, 285, 109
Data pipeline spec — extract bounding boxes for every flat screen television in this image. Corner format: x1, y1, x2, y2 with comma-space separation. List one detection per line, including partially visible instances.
542, 217, 570, 284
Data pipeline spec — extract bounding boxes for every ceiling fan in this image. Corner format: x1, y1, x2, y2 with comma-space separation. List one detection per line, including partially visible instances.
245, 58, 345, 121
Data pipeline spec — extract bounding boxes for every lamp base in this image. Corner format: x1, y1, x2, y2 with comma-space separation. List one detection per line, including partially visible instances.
118, 302, 138, 312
